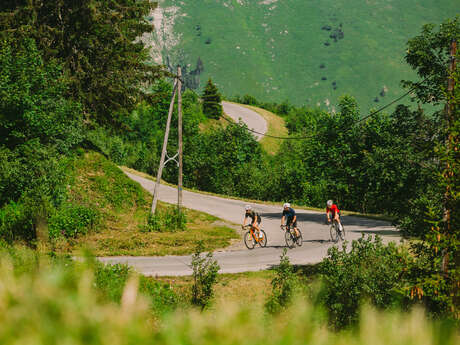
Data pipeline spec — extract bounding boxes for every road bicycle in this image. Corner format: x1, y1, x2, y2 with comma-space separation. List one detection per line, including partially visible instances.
281, 224, 303, 248
329, 218, 345, 243
243, 224, 267, 249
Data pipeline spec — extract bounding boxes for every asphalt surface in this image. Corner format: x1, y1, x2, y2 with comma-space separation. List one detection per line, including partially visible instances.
99, 172, 400, 276
222, 101, 268, 141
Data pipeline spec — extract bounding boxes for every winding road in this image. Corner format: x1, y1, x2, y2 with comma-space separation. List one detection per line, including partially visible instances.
100, 103, 399, 276
222, 101, 268, 141
100, 173, 400, 276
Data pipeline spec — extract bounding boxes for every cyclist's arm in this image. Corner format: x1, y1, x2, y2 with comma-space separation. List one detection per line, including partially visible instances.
281, 215, 285, 226
291, 215, 296, 225
243, 215, 247, 227
326, 210, 331, 220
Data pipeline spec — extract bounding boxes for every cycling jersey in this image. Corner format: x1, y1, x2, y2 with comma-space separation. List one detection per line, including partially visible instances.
245, 210, 261, 224
326, 204, 340, 216
283, 207, 297, 226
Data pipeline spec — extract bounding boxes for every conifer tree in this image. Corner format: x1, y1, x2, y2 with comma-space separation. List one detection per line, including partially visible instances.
0, 0, 163, 125
202, 78, 222, 119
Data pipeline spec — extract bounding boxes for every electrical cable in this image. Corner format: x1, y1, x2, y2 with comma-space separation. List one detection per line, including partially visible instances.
221, 84, 417, 140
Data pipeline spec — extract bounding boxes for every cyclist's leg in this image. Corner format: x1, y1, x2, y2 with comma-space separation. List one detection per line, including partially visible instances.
293, 221, 299, 237
255, 217, 262, 238
334, 212, 343, 230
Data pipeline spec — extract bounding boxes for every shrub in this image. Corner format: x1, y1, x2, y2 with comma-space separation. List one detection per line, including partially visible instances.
48, 203, 100, 239
191, 242, 220, 309
0, 201, 34, 243
265, 248, 300, 314
142, 206, 187, 232
318, 236, 409, 329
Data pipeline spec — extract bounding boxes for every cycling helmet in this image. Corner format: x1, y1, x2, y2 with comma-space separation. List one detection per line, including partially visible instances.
245, 205, 252, 211
283, 202, 290, 209
327, 200, 333, 207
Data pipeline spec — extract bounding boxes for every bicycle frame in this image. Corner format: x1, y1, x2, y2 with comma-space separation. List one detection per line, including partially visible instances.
245, 225, 261, 243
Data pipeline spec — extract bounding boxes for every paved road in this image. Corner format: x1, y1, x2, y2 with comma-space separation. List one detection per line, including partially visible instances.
222, 101, 268, 141
99, 173, 400, 276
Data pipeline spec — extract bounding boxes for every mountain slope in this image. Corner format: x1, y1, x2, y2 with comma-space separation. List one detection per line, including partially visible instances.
149, 0, 456, 112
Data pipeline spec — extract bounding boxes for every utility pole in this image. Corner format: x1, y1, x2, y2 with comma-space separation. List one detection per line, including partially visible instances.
151, 78, 178, 214
177, 66, 183, 214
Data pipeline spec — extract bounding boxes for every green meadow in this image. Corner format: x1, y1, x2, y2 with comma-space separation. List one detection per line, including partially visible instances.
159, 0, 457, 112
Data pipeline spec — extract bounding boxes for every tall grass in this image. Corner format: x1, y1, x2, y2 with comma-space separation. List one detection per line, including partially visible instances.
0, 247, 457, 345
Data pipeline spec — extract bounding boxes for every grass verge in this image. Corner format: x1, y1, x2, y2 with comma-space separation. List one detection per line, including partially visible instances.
53, 152, 239, 256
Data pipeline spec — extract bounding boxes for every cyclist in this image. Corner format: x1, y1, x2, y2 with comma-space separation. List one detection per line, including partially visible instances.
243, 205, 263, 238
326, 200, 343, 231
281, 203, 300, 238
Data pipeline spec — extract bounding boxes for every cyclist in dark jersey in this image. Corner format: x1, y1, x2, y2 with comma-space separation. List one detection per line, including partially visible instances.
243, 205, 263, 238
281, 203, 300, 238
326, 200, 343, 231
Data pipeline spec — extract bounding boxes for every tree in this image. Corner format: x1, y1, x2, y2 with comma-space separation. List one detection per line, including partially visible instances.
0, 0, 163, 125
202, 78, 222, 119
403, 17, 460, 105
402, 18, 460, 318
0, 36, 81, 151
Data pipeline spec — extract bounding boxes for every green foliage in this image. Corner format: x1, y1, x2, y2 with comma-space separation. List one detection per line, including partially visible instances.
318, 236, 410, 329
191, 242, 220, 309
0, 0, 162, 125
142, 207, 187, 233
48, 203, 100, 239
403, 17, 460, 105
265, 248, 299, 314
0, 201, 34, 243
202, 78, 222, 119
0, 36, 82, 150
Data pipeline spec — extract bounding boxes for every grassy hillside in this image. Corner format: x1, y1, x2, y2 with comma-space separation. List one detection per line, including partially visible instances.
52, 152, 238, 256
153, 0, 456, 112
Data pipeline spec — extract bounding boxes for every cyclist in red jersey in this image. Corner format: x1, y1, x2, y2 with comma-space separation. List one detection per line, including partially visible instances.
326, 200, 343, 231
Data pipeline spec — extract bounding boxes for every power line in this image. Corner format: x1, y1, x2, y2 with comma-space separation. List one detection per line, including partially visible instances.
222, 85, 417, 141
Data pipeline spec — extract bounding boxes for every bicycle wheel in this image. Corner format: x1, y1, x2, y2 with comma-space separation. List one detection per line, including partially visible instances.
285, 230, 295, 248
330, 223, 339, 243
339, 225, 345, 241
295, 228, 303, 247
257, 229, 267, 247
244, 231, 256, 249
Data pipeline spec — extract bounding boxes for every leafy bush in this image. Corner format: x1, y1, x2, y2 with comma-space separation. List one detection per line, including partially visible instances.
142, 206, 187, 232
265, 248, 300, 314
318, 236, 409, 329
0, 201, 34, 243
48, 204, 100, 239
191, 242, 220, 309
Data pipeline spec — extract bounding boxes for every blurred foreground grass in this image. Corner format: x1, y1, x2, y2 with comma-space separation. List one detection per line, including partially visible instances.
0, 246, 457, 345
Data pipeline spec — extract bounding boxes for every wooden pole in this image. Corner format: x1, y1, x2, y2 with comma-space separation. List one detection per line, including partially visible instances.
177, 66, 183, 214
151, 79, 178, 214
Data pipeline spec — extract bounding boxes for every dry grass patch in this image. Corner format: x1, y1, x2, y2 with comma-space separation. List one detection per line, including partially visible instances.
155, 270, 275, 307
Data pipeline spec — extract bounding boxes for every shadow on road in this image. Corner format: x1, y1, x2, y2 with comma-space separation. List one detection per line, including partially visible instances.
260, 212, 392, 228
302, 239, 330, 244
347, 229, 400, 237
